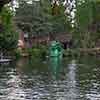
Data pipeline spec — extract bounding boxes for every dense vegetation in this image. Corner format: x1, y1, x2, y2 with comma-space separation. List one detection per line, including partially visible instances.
0, 6, 18, 54
0, 0, 100, 57
15, 0, 70, 37
0, 0, 11, 11
15, 0, 100, 49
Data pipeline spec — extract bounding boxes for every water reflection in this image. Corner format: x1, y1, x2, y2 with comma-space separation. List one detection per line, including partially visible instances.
86, 83, 100, 100
6, 71, 26, 100
65, 60, 79, 100
77, 56, 100, 100
85, 67, 100, 100
0, 56, 100, 100
49, 57, 62, 79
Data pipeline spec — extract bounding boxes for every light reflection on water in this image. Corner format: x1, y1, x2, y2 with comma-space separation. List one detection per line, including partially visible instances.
65, 60, 79, 100
0, 56, 100, 100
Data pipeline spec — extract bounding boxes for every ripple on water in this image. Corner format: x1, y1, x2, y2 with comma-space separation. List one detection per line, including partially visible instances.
0, 58, 100, 100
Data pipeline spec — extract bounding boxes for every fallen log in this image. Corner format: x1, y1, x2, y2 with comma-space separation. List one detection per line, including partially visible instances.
64, 47, 100, 57
79, 48, 100, 53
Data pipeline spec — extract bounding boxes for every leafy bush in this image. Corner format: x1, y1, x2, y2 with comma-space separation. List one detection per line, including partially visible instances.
14, 49, 21, 59
27, 45, 48, 59
0, 6, 18, 53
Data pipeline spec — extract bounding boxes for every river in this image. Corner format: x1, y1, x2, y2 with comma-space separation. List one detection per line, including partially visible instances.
0, 55, 100, 100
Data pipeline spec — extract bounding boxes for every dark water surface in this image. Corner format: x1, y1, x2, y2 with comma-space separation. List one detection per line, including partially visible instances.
0, 56, 100, 100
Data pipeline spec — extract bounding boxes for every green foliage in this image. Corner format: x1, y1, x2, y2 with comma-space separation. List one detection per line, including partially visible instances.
0, 6, 18, 52
51, 4, 71, 34
15, 0, 100, 49
74, 0, 94, 48
27, 44, 47, 59
92, 1, 100, 33
76, 0, 93, 31
14, 49, 22, 59
15, 0, 53, 36
0, 7, 13, 30
15, 0, 70, 37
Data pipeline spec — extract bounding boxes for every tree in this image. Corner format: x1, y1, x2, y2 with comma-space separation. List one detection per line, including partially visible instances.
0, 6, 18, 53
15, 0, 71, 38
91, 1, 100, 33
15, 0, 53, 36
0, 0, 11, 11
72, 0, 94, 48
51, 2, 71, 34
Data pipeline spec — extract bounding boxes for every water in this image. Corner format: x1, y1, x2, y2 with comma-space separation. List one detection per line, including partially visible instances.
0, 52, 11, 63
0, 55, 100, 100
